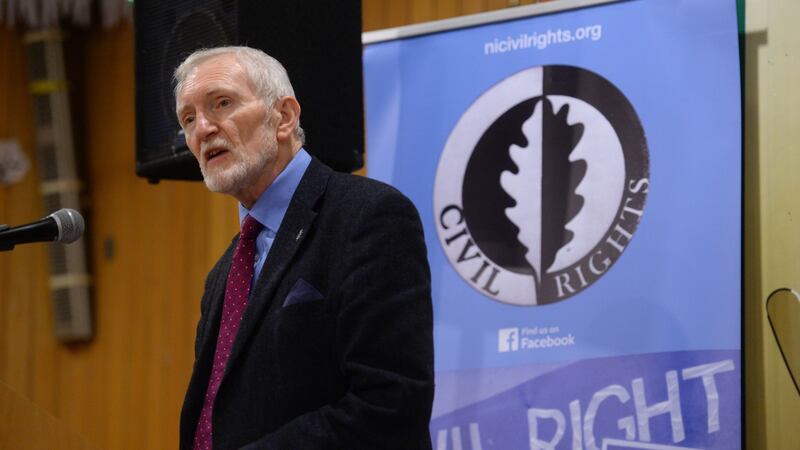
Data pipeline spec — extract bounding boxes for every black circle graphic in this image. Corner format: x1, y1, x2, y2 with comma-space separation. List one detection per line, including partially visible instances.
435, 65, 649, 306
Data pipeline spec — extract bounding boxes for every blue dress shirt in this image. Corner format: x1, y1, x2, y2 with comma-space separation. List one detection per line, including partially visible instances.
238, 148, 312, 286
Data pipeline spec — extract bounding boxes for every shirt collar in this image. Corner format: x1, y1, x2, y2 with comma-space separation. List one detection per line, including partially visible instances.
238, 148, 312, 232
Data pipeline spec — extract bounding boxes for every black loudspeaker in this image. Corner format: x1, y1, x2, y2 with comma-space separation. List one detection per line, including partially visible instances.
134, 0, 364, 182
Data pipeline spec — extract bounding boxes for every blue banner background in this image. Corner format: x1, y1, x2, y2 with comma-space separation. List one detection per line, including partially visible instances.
364, 0, 741, 447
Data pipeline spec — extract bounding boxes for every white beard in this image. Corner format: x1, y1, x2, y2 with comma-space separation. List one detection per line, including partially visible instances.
201, 137, 277, 194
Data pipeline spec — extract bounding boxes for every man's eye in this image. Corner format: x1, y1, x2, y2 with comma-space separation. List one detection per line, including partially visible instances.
219, 99, 231, 107
183, 116, 194, 125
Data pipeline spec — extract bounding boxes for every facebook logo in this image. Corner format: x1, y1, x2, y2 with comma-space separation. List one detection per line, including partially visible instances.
498, 328, 519, 352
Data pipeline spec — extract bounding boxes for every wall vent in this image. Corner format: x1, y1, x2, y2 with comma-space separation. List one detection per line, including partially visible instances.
24, 29, 92, 342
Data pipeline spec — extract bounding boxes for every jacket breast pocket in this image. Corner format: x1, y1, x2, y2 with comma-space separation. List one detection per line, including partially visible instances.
282, 277, 325, 308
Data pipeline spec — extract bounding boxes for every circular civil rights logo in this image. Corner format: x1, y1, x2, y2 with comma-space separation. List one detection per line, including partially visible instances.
434, 65, 649, 306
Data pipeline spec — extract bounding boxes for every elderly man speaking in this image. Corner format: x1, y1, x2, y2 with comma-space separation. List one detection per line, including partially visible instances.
173, 46, 434, 450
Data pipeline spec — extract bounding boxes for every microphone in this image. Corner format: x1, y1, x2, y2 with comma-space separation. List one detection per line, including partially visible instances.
0, 208, 85, 251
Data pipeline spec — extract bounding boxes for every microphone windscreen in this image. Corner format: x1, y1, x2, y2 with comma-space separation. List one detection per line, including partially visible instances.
50, 208, 85, 243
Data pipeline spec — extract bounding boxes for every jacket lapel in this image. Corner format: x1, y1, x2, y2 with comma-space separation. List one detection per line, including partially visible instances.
181, 240, 235, 444
197, 242, 236, 359
225, 158, 331, 376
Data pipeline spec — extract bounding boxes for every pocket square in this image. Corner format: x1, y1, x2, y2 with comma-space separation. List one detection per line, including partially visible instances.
282, 278, 324, 307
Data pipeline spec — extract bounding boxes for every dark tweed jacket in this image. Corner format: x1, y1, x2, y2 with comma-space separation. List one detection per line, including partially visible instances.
180, 157, 434, 450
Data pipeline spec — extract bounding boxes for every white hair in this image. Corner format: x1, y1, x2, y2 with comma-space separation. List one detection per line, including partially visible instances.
173, 46, 305, 144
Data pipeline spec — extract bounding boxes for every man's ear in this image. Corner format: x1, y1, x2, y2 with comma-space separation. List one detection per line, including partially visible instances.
274, 96, 301, 143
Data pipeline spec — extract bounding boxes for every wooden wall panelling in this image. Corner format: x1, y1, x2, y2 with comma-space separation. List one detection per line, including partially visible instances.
363, 0, 552, 33
0, 1, 552, 449
363, 0, 389, 31
78, 23, 240, 449
387, 0, 413, 28
0, 28, 52, 405
487, 0, 513, 11
741, 0, 800, 448
436, 0, 462, 20
411, 0, 436, 23
72, 24, 129, 448
461, 0, 489, 16
744, 0, 800, 447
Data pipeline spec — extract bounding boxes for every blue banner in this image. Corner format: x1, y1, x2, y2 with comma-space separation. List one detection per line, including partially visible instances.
364, 0, 741, 448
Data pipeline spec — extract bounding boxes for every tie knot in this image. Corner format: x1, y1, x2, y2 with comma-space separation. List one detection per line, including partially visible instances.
240, 215, 263, 241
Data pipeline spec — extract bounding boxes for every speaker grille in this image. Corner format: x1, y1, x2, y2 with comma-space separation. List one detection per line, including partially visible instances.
134, 0, 364, 181
25, 32, 93, 342
39, 144, 59, 181
53, 288, 73, 323
27, 41, 47, 79
33, 95, 52, 127
135, 1, 236, 182
49, 241, 68, 274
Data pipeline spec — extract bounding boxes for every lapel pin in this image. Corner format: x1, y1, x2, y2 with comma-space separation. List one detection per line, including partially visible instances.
296, 228, 304, 241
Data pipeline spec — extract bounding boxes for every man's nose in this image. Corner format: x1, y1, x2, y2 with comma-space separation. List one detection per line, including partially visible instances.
195, 112, 218, 139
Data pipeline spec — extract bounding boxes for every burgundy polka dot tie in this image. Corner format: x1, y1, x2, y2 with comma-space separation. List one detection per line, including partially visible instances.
193, 215, 263, 450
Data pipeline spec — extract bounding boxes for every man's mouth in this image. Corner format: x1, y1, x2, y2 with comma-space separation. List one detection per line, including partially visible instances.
205, 148, 229, 164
